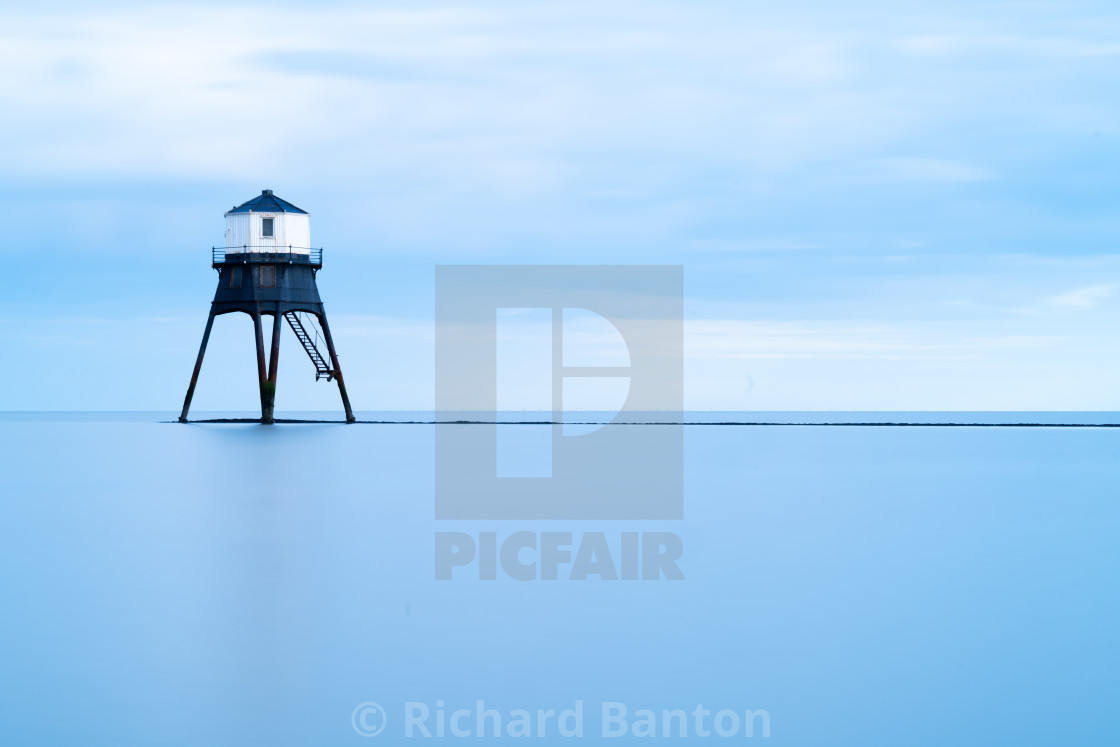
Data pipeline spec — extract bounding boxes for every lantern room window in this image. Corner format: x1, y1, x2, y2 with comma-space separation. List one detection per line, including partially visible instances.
261, 217, 274, 238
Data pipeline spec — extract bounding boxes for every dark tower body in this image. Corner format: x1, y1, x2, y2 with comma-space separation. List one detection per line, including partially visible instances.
179, 190, 355, 423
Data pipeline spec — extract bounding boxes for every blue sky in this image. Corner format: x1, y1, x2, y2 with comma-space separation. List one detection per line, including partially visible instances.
1, 0, 1118, 410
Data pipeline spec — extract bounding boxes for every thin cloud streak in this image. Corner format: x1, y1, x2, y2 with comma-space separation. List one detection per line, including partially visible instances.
1046, 283, 1116, 309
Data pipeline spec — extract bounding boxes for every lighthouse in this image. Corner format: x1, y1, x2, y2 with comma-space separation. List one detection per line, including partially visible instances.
179, 190, 355, 423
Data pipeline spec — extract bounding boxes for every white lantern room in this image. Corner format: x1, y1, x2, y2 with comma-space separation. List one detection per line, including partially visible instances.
224, 189, 311, 255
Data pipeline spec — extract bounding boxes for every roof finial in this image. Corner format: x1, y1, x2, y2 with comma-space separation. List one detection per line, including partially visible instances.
262, 189, 273, 196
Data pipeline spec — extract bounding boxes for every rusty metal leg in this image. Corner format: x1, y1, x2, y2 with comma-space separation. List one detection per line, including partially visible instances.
264, 313, 282, 424
179, 308, 216, 423
253, 308, 270, 424
317, 311, 355, 423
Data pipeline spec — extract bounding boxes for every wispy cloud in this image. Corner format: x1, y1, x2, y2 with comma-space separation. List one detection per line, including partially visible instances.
0, 3, 1028, 184
897, 34, 1120, 59
861, 157, 993, 184
1046, 283, 1116, 308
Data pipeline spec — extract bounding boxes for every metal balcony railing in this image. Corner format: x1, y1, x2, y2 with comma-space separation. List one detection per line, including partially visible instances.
212, 246, 323, 268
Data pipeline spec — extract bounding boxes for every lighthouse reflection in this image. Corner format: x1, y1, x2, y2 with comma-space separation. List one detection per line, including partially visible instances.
0, 415, 431, 744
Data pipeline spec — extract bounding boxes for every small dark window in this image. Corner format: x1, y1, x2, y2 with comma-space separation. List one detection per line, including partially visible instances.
261, 217, 274, 238
230, 266, 242, 288
260, 265, 277, 288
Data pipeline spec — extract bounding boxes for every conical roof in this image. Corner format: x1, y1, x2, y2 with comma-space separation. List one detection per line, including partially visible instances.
226, 189, 308, 215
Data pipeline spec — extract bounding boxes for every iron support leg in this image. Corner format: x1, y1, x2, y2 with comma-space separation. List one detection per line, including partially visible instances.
179, 308, 216, 423
253, 308, 270, 424
318, 311, 356, 423
264, 313, 282, 424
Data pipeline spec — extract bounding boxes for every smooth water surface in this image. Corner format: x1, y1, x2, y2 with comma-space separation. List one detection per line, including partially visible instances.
1, 413, 1117, 745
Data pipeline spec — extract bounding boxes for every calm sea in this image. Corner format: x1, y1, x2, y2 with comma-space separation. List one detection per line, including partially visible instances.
1, 412, 1117, 745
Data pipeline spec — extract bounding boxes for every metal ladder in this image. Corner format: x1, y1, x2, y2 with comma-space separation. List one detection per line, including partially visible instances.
283, 311, 333, 381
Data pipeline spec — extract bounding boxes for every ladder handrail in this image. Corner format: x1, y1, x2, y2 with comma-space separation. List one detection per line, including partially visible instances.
283, 311, 332, 379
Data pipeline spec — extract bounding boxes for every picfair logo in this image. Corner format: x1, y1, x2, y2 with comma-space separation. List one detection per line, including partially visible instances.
434, 265, 683, 520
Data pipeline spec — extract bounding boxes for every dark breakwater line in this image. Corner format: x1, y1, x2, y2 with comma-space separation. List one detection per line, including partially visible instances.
172, 419, 1120, 427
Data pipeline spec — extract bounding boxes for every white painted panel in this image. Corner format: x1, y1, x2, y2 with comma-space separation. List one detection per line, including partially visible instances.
285, 214, 311, 253
224, 208, 310, 254
225, 213, 251, 250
